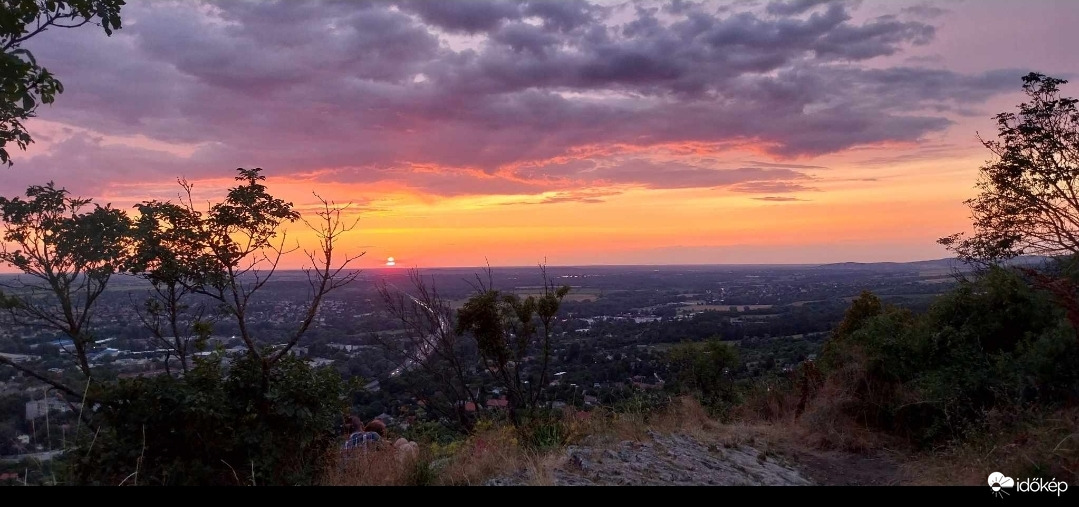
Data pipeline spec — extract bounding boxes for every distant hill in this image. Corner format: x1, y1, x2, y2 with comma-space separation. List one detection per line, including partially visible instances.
811, 255, 1052, 273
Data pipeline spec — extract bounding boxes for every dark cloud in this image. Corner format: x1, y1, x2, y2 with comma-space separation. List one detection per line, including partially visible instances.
3, 0, 1029, 199
765, 0, 839, 16
490, 22, 561, 55
522, 0, 599, 32
397, 0, 522, 34
812, 14, 936, 59
665, 0, 703, 15
901, 4, 949, 19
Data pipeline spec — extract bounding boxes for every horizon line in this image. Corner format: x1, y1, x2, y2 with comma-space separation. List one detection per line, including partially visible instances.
324, 255, 971, 271
5, 255, 1053, 276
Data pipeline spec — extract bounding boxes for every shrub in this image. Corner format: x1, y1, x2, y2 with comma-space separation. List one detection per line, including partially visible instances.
664, 339, 741, 418
64, 352, 349, 485
736, 373, 798, 422
813, 267, 1079, 446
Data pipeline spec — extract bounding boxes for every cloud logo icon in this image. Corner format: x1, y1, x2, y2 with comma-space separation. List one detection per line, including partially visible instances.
989, 472, 1015, 495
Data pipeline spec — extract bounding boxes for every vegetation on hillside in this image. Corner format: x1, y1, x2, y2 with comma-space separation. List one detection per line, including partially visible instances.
0, 168, 363, 485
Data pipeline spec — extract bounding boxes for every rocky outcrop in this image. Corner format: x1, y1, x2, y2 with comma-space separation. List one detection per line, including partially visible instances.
488, 430, 813, 486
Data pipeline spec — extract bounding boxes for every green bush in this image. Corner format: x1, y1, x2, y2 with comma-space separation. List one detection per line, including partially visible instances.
520, 415, 566, 451
664, 339, 740, 418
816, 267, 1079, 445
63, 352, 349, 485
403, 419, 466, 446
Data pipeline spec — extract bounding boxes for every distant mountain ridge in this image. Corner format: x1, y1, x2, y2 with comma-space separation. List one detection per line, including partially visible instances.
811, 255, 1053, 272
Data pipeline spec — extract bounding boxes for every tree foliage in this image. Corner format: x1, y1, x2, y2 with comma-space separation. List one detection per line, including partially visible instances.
375, 269, 480, 432
814, 270, 1079, 445
0, 0, 124, 166
454, 269, 570, 426
0, 167, 364, 485
940, 72, 1079, 335
0, 181, 132, 380
66, 352, 349, 486
940, 73, 1079, 263
129, 168, 363, 384
664, 339, 740, 416
831, 290, 883, 342
129, 195, 213, 375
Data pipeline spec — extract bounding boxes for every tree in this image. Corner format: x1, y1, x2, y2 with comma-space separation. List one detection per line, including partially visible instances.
0, 168, 365, 485
832, 290, 883, 342
665, 339, 740, 412
128, 190, 213, 376
374, 269, 481, 432
0, 181, 132, 386
135, 168, 364, 392
939, 72, 1079, 335
454, 268, 570, 426
0, 0, 124, 166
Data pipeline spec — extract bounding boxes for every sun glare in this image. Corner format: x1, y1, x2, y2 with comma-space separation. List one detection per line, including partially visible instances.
386, 256, 396, 266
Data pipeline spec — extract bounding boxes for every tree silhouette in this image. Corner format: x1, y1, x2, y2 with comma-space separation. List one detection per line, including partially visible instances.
128, 185, 214, 376
133, 168, 364, 391
455, 267, 570, 426
0, 0, 124, 166
0, 182, 132, 383
375, 269, 482, 432
940, 72, 1079, 335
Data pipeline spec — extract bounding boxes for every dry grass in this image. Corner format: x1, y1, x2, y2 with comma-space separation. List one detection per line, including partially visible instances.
580, 396, 734, 449
323, 393, 1078, 486
519, 452, 568, 486
321, 398, 737, 486
321, 444, 428, 486
728, 362, 1079, 486
321, 422, 572, 486
902, 406, 1079, 485
793, 385, 893, 454
434, 426, 523, 485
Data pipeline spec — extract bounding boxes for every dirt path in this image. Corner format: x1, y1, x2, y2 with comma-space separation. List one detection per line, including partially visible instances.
780, 448, 905, 486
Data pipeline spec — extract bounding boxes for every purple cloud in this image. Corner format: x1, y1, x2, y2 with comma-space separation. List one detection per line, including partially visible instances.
1, 0, 1033, 199
397, 0, 523, 34
766, 0, 840, 16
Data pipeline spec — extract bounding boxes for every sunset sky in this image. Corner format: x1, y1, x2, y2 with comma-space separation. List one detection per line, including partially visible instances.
5, 0, 1079, 269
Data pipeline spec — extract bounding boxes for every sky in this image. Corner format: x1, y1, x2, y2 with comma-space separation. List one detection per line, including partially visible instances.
4, 0, 1079, 269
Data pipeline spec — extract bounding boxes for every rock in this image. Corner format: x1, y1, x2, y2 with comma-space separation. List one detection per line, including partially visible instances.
541, 432, 812, 486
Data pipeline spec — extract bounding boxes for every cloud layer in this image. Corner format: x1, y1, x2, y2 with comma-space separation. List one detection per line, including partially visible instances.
9, 0, 1025, 200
